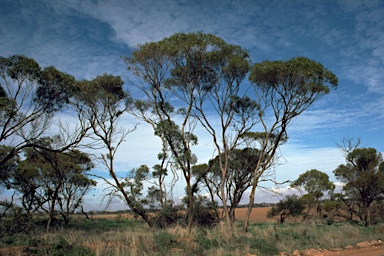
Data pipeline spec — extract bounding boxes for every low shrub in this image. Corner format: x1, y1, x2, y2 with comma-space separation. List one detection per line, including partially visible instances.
0, 212, 33, 236
24, 236, 94, 256
154, 231, 180, 254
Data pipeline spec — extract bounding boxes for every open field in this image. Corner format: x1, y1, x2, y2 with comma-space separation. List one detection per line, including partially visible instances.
235, 207, 273, 222
85, 207, 274, 222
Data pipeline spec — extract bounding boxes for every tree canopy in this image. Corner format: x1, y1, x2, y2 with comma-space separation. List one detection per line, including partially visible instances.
0, 55, 79, 167
243, 56, 338, 231
0, 33, 345, 233
291, 169, 335, 220
334, 147, 384, 226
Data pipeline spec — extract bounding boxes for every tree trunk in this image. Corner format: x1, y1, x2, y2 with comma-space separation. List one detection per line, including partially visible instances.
243, 184, 257, 232
228, 207, 236, 225
81, 206, 90, 219
221, 179, 231, 228
109, 167, 153, 227
186, 176, 194, 233
46, 186, 62, 232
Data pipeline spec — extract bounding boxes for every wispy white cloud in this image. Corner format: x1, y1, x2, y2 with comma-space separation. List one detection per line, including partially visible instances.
333, 1, 384, 94
276, 144, 344, 181
1, 1, 125, 80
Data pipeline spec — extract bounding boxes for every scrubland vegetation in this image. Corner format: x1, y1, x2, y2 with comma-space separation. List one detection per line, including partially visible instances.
1, 212, 384, 256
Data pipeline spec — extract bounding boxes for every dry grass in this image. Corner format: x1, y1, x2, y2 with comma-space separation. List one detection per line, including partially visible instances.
4, 208, 382, 255
2, 212, 384, 256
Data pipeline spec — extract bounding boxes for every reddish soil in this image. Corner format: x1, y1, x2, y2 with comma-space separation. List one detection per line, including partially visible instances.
323, 246, 384, 256
299, 245, 384, 256
285, 240, 384, 256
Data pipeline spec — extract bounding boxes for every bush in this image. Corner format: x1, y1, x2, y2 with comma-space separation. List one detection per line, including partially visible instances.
24, 236, 94, 256
154, 231, 179, 254
249, 238, 279, 256
267, 195, 304, 223
151, 210, 183, 228
192, 195, 219, 227
0, 211, 33, 236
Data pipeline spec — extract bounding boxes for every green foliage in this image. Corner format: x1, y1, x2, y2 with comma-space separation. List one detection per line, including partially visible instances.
248, 56, 338, 151
249, 238, 279, 256
0, 55, 75, 114
334, 147, 384, 226
154, 231, 179, 254
291, 169, 335, 199
267, 195, 305, 223
0, 55, 41, 81
291, 169, 335, 220
162, 32, 251, 93
151, 209, 183, 228
0, 146, 18, 189
0, 209, 33, 236
248, 56, 338, 141
120, 165, 151, 210
249, 57, 338, 96
192, 195, 218, 227
242, 56, 337, 231
76, 73, 129, 104
24, 236, 94, 256
154, 120, 198, 167
182, 195, 218, 227
36, 66, 76, 113
195, 147, 261, 223
125, 32, 256, 230
8, 136, 95, 228
0, 55, 78, 169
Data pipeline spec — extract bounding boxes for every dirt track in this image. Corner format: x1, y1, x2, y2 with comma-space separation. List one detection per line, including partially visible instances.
293, 240, 384, 256
312, 246, 384, 256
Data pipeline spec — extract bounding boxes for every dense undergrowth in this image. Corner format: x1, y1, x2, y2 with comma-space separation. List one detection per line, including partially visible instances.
1, 215, 384, 256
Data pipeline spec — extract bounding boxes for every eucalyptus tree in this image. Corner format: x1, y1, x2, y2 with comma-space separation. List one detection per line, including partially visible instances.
243, 57, 338, 231
0, 145, 18, 188
175, 33, 259, 227
334, 147, 384, 226
267, 195, 305, 223
11, 136, 95, 231
125, 34, 201, 231
195, 148, 260, 224
0, 145, 18, 218
0, 55, 84, 167
291, 169, 335, 220
73, 74, 154, 227
146, 162, 177, 214
126, 32, 259, 229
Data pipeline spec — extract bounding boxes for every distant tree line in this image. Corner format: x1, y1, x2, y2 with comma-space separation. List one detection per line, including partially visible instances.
268, 141, 384, 227
0, 32, 340, 233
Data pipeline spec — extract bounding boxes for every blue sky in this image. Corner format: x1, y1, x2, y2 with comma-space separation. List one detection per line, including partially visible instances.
1, 0, 383, 210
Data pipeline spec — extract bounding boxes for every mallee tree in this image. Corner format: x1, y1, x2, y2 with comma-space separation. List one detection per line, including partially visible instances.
243, 57, 338, 231
0, 55, 81, 167
334, 147, 384, 226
